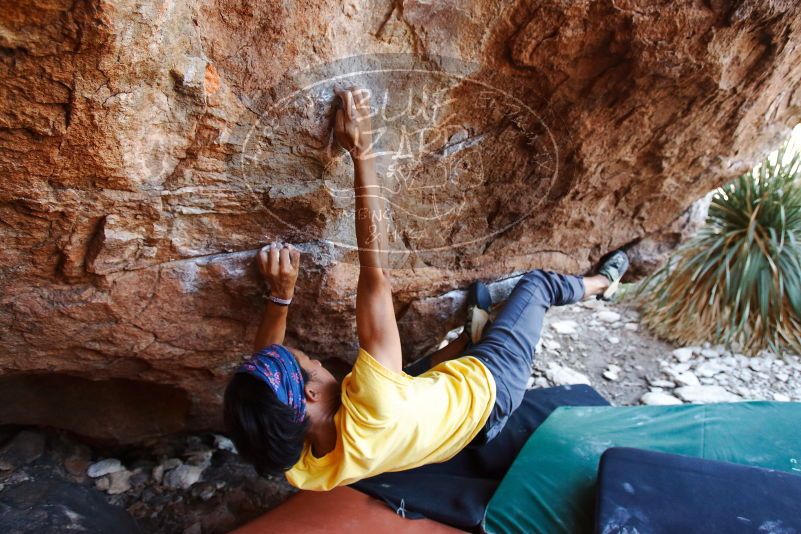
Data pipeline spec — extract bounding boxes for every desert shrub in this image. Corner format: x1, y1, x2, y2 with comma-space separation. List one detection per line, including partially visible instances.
638, 140, 801, 355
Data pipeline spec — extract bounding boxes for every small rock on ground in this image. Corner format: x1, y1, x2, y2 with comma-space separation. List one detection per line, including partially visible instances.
163, 464, 205, 490
87, 458, 123, 478
673, 371, 701, 387
640, 391, 683, 406
551, 320, 579, 335
696, 361, 725, 378
96, 469, 132, 495
597, 311, 621, 323
700, 348, 720, 358
603, 364, 622, 381
672, 348, 694, 363
675, 385, 742, 404
213, 434, 237, 453
545, 363, 591, 386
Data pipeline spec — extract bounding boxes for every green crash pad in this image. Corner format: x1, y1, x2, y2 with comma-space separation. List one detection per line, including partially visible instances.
483, 402, 801, 534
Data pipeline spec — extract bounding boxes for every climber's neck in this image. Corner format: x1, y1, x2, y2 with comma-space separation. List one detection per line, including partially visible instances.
307, 401, 339, 459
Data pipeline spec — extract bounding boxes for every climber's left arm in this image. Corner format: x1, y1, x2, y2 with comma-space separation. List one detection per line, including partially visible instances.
254, 243, 301, 351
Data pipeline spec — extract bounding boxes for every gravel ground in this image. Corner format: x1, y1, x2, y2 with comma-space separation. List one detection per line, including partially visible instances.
533, 297, 801, 406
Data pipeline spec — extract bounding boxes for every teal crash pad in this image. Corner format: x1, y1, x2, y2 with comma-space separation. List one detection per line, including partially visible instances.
483, 402, 801, 534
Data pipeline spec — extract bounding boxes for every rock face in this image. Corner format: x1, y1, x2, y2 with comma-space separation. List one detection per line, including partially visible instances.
2, 0, 801, 442
627, 193, 713, 277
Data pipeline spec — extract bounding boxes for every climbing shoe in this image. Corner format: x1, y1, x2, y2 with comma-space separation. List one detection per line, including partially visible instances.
597, 249, 630, 301
465, 281, 492, 344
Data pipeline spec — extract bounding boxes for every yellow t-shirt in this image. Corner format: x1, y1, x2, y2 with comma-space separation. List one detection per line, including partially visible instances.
285, 348, 496, 491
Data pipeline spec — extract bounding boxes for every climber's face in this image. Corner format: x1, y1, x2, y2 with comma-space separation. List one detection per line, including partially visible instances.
286, 346, 340, 409
288, 346, 333, 381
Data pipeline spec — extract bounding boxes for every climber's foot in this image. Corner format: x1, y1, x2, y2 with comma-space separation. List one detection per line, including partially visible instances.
596, 249, 630, 301
465, 281, 492, 344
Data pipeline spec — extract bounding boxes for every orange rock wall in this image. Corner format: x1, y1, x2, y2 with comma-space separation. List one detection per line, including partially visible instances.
1, 0, 800, 441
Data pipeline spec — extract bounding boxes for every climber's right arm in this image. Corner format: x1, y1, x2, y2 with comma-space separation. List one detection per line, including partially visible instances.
335, 87, 403, 374
354, 158, 402, 373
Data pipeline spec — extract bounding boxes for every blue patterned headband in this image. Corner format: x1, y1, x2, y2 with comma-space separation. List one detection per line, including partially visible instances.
236, 344, 306, 422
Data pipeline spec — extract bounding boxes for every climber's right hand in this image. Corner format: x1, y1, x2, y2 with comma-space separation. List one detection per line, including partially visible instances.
334, 87, 373, 160
257, 243, 300, 300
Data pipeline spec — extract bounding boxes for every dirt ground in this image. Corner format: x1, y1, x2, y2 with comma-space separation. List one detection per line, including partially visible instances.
534, 298, 670, 405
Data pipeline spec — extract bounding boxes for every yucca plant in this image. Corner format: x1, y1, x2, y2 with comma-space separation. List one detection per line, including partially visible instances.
637, 140, 801, 355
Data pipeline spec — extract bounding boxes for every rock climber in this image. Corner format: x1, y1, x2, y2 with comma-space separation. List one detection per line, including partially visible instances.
223, 87, 630, 490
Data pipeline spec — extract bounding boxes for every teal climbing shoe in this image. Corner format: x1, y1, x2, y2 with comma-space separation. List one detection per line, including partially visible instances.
597, 250, 630, 301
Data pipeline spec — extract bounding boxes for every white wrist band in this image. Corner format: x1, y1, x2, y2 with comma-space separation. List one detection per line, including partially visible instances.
268, 295, 292, 306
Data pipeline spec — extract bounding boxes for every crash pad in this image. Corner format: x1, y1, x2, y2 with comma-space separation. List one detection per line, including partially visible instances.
596, 447, 801, 533
229, 486, 463, 533
353, 385, 609, 530
483, 402, 801, 534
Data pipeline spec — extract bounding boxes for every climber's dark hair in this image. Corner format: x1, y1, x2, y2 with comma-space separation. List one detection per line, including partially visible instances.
223, 369, 310, 475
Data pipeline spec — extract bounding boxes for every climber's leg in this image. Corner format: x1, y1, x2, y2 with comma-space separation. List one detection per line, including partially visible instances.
469, 270, 585, 443
402, 355, 432, 377
403, 332, 470, 377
